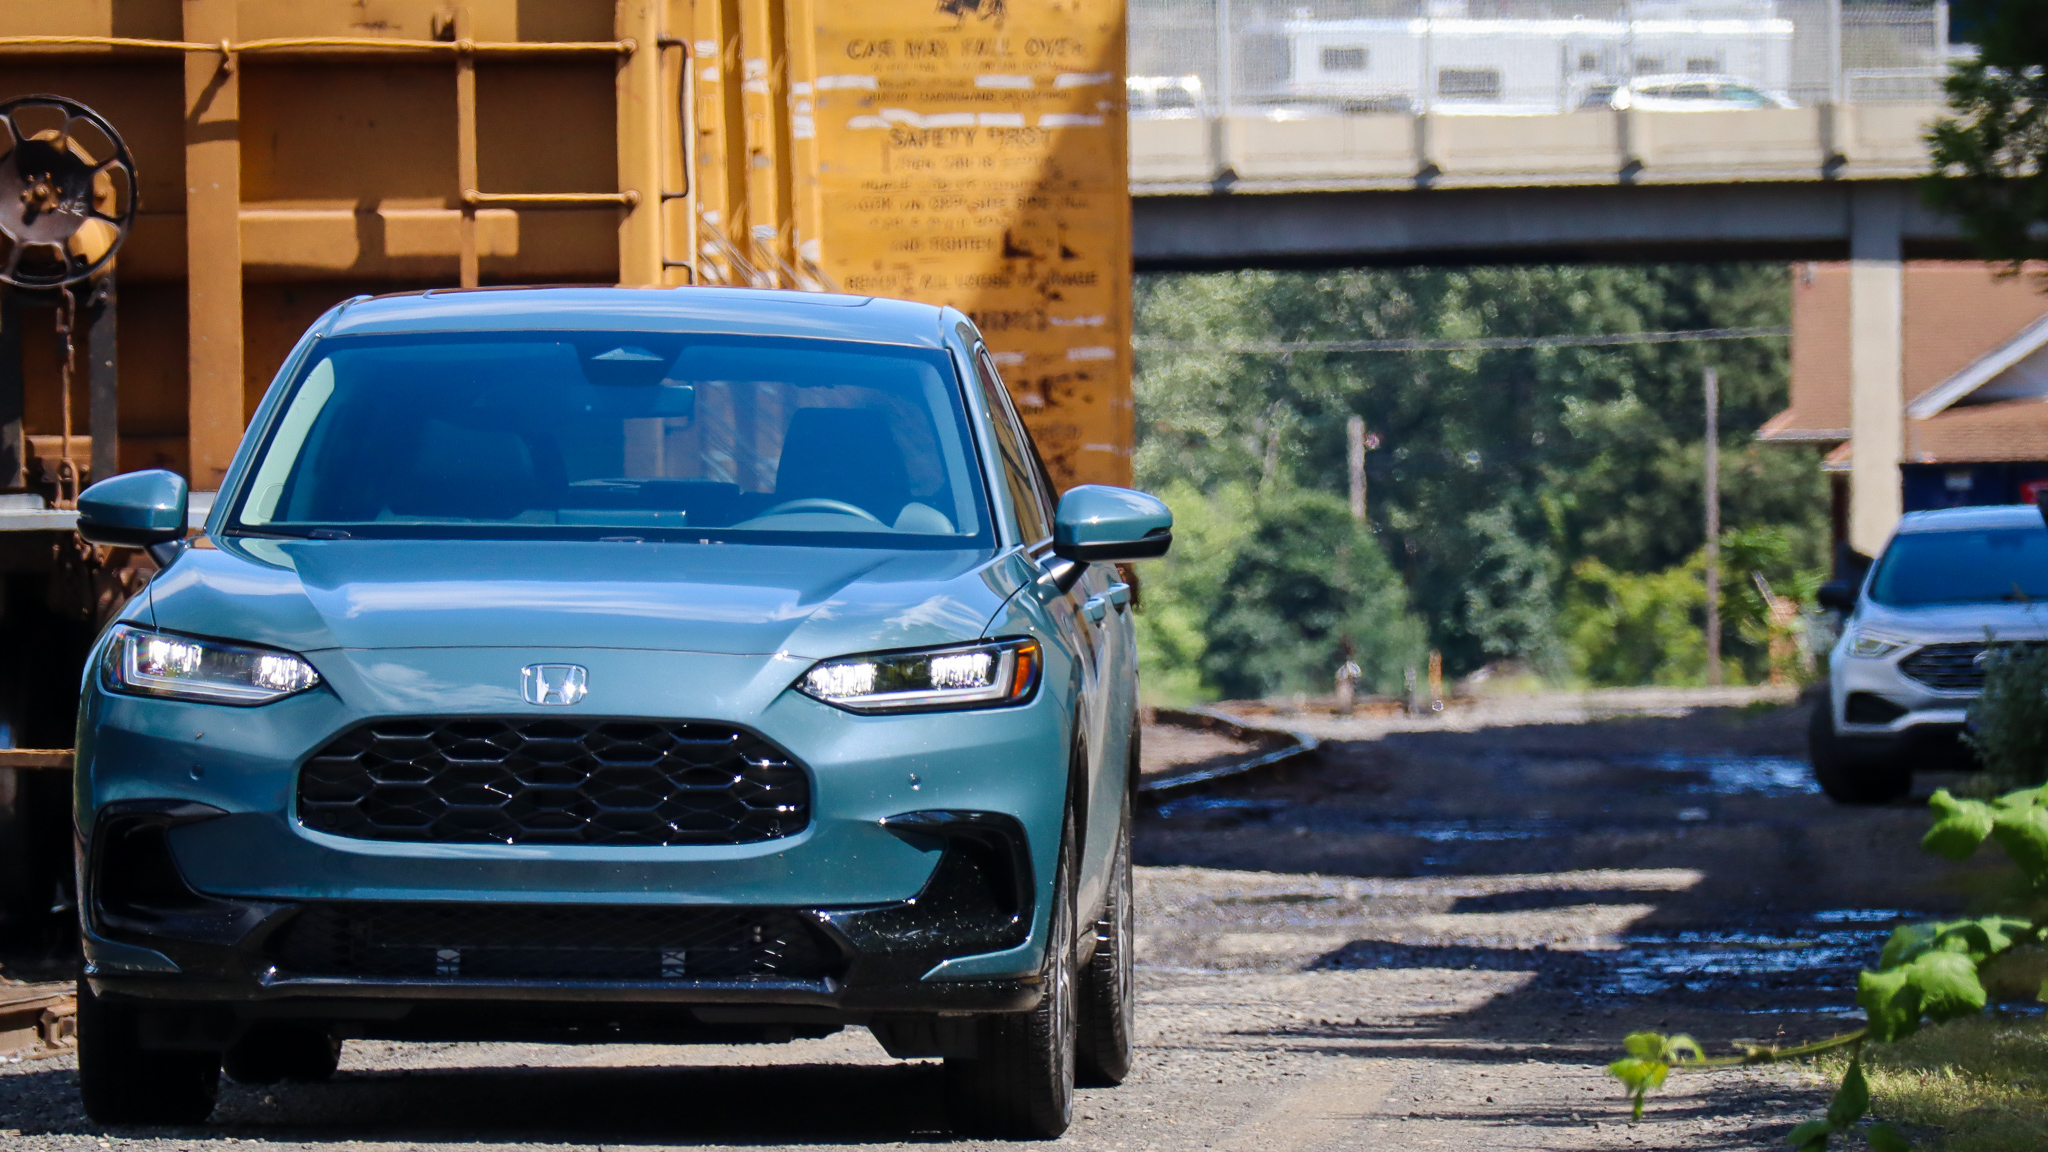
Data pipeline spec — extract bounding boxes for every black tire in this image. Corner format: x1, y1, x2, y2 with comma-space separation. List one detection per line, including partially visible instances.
945, 809, 1077, 1139
223, 1024, 341, 1085
1809, 702, 1911, 805
1076, 791, 1134, 1087
76, 981, 220, 1126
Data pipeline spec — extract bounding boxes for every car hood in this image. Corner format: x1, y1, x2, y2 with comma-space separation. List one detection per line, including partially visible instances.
145, 537, 1031, 658
1854, 598, 2048, 643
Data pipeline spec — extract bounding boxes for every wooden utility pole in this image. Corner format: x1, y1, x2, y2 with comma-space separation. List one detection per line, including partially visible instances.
1347, 414, 1366, 520
1704, 367, 1722, 687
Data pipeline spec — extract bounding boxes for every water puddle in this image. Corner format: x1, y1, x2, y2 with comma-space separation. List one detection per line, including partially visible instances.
1604, 920, 1892, 997
1322, 909, 1916, 1009
1639, 753, 1820, 796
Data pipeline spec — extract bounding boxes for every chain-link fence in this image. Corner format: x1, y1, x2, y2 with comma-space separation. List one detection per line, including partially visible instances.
1129, 0, 1955, 117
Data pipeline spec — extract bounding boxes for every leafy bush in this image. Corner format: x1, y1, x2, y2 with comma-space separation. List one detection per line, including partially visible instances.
1966, 645, 2048, 789
1560, 556, 1710, 686
1558, 525, 1825, 687
1135, 481, 1427, 703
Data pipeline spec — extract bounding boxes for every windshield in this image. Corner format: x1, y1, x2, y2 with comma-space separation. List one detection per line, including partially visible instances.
1868, 526, 2048, 606
228, 332, 992, 547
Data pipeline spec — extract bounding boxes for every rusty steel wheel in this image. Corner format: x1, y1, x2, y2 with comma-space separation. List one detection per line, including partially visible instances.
0, 94, 136, 289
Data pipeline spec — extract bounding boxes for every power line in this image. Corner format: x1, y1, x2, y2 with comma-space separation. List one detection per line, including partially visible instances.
1132, 325, 1790, 354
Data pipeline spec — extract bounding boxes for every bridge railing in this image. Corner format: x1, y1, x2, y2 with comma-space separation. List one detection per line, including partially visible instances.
1130, 0, 1953, 189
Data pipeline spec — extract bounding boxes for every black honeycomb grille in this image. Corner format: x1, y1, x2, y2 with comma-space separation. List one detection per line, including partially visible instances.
298, 718, 809, 846
270, 902, 841, 982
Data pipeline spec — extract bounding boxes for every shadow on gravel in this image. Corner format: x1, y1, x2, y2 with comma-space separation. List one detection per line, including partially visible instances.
0, 1061, 964, 1145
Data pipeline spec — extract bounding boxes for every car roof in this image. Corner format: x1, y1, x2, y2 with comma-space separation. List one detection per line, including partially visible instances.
1631, 74, 1750, 86
1895, 505, 2048, 534
323, 285, 953, 348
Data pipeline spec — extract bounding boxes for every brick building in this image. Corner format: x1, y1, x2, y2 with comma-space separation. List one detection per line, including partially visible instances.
1760, 261, 2048, 553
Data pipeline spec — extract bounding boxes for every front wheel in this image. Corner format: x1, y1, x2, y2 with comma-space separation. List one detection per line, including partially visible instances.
1077, 791, 1134, 1086
945, 809, 1077, 1138
1809, 702, 1911, 805
76, 981, 220, 1125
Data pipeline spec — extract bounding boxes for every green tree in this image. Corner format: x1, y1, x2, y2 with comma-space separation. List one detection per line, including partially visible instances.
1134, 265, 1825, 684
1925, 0, 2048, 271
1135, 481, 1427, 703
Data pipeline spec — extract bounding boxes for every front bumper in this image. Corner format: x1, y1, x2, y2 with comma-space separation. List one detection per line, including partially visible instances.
83, 803, 1041, 1032
1831, 650, 1973, 738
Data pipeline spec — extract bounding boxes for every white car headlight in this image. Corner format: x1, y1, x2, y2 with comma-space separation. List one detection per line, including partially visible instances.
798, 639, 1040, 713
1845, 629, 1908, 660
103, 624, 321, 705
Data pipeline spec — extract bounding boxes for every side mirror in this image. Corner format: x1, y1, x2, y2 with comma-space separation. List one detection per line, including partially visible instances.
77, 469, 189, 551
1816, 580, 1858, 614
1052, 485, 1172, 563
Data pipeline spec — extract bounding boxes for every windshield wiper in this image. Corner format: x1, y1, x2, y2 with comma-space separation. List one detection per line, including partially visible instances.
224, 526, 351, 540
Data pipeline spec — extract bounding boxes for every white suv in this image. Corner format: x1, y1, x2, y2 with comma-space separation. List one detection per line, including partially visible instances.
1812, 504, 2048, 803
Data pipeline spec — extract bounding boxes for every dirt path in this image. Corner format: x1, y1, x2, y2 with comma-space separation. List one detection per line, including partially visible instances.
0, 697, 1996, 1149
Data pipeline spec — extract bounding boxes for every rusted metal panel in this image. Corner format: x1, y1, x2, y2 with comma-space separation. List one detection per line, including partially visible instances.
182, 0, 242, 491
806, 0, 1131, 489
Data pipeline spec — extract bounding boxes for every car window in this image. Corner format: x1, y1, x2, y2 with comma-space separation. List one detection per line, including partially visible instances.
971, 349, 1054, 546
1868, 527, 2048, 606
1719, 84, 1768, 105
230, 331, 992, 548
1157, 85, 1197, 110
1672, 83, 1713, 100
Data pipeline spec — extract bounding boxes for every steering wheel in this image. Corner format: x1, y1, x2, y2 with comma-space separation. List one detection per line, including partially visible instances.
759, 498, 883, 524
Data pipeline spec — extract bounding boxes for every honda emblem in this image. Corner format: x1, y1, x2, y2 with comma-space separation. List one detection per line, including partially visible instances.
521, 664, 588, 706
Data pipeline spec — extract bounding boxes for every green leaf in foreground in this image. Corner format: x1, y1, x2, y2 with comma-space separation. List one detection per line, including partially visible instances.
1865, 1121, 1913, 1152
1922, 789, 1996, 860
1785, 1118, 1834, 1150
1858, 952, 1987, 1041
1825, 1056, 1870, 1127
1989, 803, 2048, 889
1606, 1031, 1701, 1119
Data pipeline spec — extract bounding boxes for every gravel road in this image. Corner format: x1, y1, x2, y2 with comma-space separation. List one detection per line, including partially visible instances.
0, 693, 1996, 1150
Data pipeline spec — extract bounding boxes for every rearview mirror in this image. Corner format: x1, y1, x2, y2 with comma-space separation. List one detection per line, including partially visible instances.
77, 469, 189, 550
1816, 580, 1858, 614
1053, 485, 1172, 562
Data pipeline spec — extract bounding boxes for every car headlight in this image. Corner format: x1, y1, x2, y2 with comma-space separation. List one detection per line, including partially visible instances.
103, 624, 321, 705
798, 638, 1040, 713
1845, 629, 1908, 660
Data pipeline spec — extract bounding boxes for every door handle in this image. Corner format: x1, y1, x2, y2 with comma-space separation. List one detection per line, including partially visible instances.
1082, 596, 1108, 622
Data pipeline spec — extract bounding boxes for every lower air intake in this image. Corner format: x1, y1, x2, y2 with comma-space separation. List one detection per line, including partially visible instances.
270, 902, 842, 982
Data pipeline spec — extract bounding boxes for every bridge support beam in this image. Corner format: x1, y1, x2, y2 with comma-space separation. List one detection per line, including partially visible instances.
1848, 185, 1905, 557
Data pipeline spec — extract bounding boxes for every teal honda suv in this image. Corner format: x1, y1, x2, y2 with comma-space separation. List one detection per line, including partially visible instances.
69, 286, 1169, 1138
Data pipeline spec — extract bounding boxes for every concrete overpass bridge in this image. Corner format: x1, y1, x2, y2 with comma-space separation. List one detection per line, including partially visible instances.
1126, 100, 1955, 557
1121, 0, 1962, 552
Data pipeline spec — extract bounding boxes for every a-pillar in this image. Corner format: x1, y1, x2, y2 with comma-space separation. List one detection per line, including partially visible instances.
1848, 183, 1904, 557
184, 0, 242, 493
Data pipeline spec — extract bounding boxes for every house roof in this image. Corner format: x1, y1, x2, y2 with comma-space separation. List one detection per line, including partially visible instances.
1905, 311, 2048, 420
